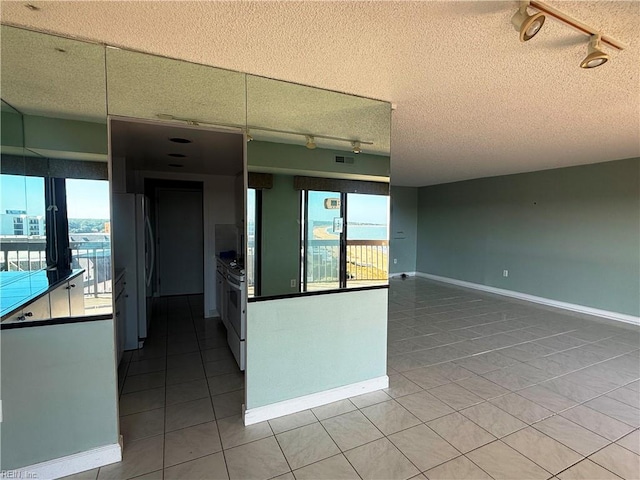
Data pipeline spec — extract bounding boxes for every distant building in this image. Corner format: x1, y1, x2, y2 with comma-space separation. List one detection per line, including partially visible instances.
0, 210, 45, 236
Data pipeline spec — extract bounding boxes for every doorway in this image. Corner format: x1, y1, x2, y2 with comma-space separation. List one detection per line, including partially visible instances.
156, 186, 204, 296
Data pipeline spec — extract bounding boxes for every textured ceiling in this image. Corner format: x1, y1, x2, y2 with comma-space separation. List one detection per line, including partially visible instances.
1, 1, 638, 186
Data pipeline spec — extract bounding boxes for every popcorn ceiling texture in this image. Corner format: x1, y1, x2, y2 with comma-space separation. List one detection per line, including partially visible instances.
1, 1, 638, 186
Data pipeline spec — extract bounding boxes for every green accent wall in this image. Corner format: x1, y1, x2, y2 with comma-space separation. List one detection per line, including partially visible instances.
390, 186, 418, 274
0, 320, 119, 470
416, 158, 640, 316
260, 174, 300, 296
248, 141, 390, 180
246, 289, 388, 409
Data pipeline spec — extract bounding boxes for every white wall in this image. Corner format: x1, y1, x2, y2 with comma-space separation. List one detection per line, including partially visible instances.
136, 170, 238, 317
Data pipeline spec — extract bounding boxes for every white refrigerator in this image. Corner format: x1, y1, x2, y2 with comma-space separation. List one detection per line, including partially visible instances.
112, 193, 155, 350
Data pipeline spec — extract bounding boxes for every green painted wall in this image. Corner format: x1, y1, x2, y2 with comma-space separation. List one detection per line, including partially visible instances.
260, 174, 300, 296
1, 110, 23, 150
247, 141, 390, 180
246, 289, 388, 409
390, 186, 418, 274
416, 158, 640, 316
0, 320, 119, 469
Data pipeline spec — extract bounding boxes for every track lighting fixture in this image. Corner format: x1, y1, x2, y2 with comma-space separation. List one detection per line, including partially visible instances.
511, 1, 545, 42
305, 135, 317, 149
580, 34, 609, 69
351, 141, 361, 154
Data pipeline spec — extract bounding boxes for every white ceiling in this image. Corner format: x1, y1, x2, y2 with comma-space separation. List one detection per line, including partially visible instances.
1, 1, 638, 186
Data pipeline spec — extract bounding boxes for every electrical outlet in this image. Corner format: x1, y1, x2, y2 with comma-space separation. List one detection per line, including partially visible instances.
393, 258, 398, 264
503, 270, 509, 277
290, 279, 297, 288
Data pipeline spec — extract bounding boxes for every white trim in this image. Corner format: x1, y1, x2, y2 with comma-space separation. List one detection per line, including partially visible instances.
243, 375, 389, 426
389, 272, 417, 278
416, 272, 640, 326
3, 442, 122, 480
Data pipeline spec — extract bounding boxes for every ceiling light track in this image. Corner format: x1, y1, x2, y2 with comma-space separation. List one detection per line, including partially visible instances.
156, 113, 374, 150
529, 0, 627, 51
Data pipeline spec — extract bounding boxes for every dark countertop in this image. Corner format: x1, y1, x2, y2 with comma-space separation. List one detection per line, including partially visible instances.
0, 269, 85, 318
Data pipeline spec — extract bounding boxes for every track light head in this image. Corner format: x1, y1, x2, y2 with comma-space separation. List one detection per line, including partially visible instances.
305, 135, 317, 149
580, 34, 609, 69
351, 141, 361, 154
511, 2, 545, 42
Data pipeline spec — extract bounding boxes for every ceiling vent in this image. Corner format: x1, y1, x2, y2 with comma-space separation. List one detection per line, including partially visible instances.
335, 155, 355, 164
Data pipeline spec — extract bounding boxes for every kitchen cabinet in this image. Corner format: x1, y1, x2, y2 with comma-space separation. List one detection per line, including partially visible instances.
50, 272, 85, 318
114, 271, 127, 364
4, 294, 51, 323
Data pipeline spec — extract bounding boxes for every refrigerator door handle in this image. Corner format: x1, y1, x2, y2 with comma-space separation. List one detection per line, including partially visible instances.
145, 215, 155, 287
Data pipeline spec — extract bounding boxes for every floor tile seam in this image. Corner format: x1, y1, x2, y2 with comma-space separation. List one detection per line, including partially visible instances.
582, 439, 640, 478
271, 424, 297, 475
614, 428, 640, 456
162, 447, 224, 471
469, 438, 557, 478
555, 406, 637, 443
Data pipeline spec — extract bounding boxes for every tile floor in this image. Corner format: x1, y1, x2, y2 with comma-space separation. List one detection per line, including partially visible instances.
65, 277, 639, 480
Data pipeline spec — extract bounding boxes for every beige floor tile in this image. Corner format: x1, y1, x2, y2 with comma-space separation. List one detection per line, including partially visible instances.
396, 391, 455, 422
165, 363, 205, 386
607, 386, 640, 409
321, 410, 383, 451
293, 454, 360, 479
312, 399, 357, 421
517, 384, 577, 413
276, 423, 340, 470
428, 383, 484, 411
269, 410, 317, 434
119, 387, 165, 416
402, 367, 451, 390
616, 429, 640, 455
166, 351, 201, 370
120, 408, 165, 442
225, 436, 290, 480
560, 405, 635, 441
385, 374, 423, 398
361, 400, 421, 435
424, 455, 492, 480
165, 378, 210, 406
502, 427, 582, 475
272, 473, 295, 480
533, 415, 610, 456
388, 424, 461, 472
205, 357, 239, 377
217, 415, 273, 449
208, 371, 245, 396
60, 468, 99, 480
426, 363, 476, 382
489, 393, 553, 424
540, 378, 601, 403
460, 402, 527, 438
127, 358, 166, 376
165, 397, 214, 432
129, 470, 163, 480
454, 375, 510, 400
97, 435, 164, 480
345, 437, 420, 480
557, 459, 622, 480
349, 390, 393, 408
586, 396, 640, 427
164, 451, 228, 480
212, 389, 244, 419
590, 443, 640, 479
467, 441, 550, 480
164, 420, 222, 467
427, 412, 495, 453
122, 371, 166, 394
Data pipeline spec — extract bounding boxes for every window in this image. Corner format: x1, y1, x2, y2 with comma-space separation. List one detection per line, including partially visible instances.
301, 190, 389, 292
247, 188, 261, 297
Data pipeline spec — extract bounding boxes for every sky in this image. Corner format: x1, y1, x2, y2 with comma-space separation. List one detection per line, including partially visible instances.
0, 175, 110, 219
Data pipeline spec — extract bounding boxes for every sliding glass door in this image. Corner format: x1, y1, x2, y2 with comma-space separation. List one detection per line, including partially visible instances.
301, 190, 389, 292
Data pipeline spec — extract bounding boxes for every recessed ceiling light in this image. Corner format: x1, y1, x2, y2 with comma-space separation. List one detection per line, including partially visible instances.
580, 34, 609, 68
168, 164, 183, 168
169, 137, 191, 144
25, 3, 40, 11
511, 2, 545, 42
168, 153, 186, 158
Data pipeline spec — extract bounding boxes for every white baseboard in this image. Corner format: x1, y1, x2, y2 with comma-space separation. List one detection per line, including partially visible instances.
389, 272, 417, 278
243, 375, 389, 426
415, 272, 640, 326
206, 308, 220, 319
3, 441, 122, 480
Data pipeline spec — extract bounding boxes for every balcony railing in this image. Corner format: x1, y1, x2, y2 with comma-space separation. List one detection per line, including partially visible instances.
0, 237, 112, 297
